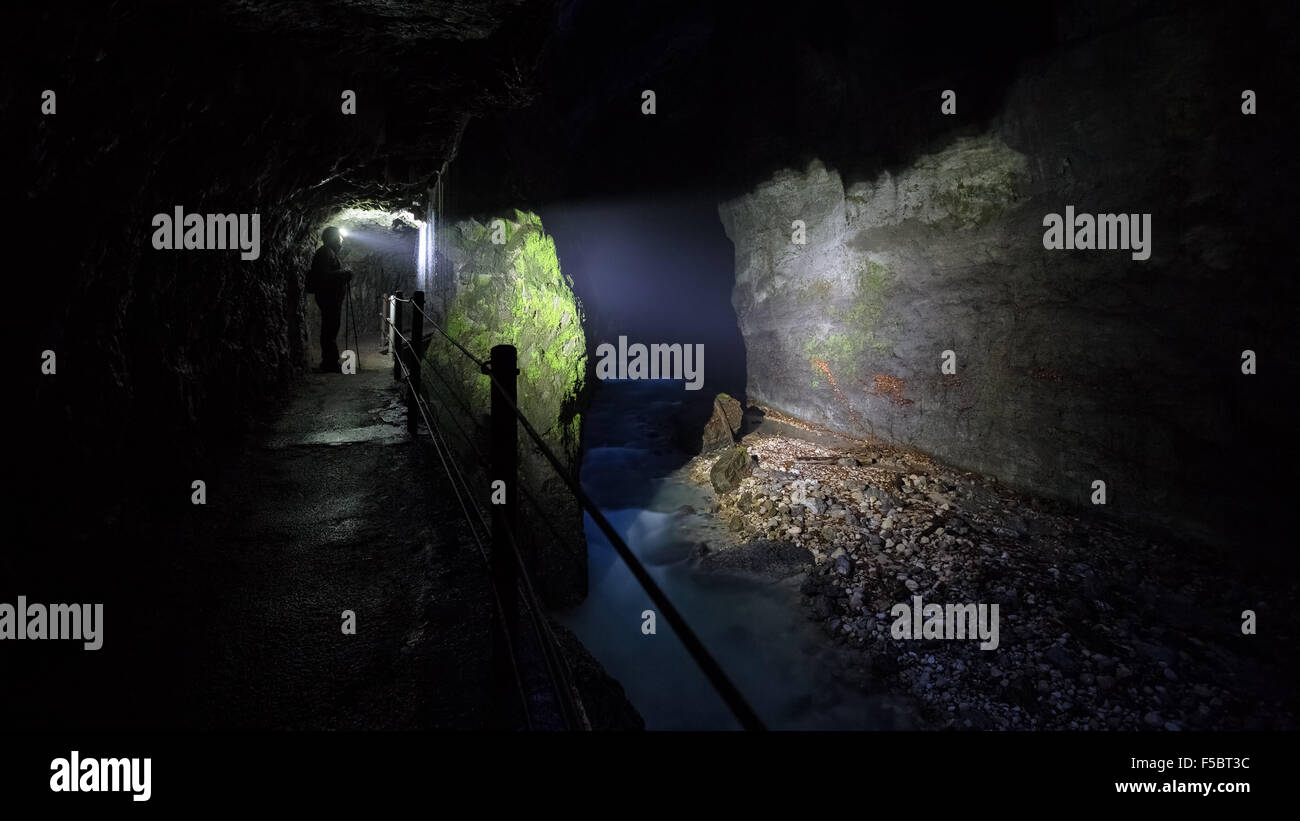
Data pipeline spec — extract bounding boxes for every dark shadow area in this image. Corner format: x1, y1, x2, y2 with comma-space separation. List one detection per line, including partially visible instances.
453, 0, 1059, 214
540, 194, 746, 397
539, 194, 748, 499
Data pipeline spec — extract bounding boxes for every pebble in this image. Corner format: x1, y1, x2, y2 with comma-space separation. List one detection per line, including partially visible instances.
695, 433, 1287, 732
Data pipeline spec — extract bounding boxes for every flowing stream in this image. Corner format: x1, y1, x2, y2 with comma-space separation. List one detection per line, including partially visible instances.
558, 380, 916, 730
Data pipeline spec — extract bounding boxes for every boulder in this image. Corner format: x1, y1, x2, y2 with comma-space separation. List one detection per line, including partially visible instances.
700, 393, 744, 452
710, 445, 753, 494
674, 392, 744, 454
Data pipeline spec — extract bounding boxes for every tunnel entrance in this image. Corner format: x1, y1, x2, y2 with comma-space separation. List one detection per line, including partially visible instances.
306, 208, 422, 373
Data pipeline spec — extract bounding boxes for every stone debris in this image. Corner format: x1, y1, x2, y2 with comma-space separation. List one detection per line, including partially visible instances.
689, 431, 1298, 731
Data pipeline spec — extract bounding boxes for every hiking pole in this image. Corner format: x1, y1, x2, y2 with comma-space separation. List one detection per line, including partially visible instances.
351, 284, 361, 359
346, 280, 360, 371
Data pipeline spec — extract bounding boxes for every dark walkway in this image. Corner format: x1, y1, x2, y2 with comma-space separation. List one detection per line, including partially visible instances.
168, 343, 493, 729
6, 341, 495, 730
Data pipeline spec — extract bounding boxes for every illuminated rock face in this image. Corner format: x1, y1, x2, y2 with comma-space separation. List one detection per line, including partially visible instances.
425, 211, 589, 605
720, 14, 1294, 547
721, 140, 1031, 470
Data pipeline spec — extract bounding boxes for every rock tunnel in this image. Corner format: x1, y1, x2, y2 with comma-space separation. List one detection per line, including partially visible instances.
7, 0, 1299, 749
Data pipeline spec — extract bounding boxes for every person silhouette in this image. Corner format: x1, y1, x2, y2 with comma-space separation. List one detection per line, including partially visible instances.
307, 226, 353, 373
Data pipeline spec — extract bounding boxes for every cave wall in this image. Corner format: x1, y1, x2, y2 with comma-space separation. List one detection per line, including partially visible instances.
719, 6, 1297, 546
14, 2, 553, 528
16, 12, 394, 520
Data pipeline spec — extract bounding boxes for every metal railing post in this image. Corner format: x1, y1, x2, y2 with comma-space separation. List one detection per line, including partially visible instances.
408, 291, 424, 434
484, 344, 519, 712
389, 302, 766, 729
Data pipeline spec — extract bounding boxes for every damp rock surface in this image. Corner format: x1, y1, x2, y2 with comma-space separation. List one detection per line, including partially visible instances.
424, 211, 589, 605
717, 8, 1297, 548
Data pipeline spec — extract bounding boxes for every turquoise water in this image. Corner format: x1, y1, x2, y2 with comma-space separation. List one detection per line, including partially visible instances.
558, 381, 915, 730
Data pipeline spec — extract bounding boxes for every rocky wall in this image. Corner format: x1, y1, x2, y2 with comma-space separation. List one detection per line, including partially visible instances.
719, 7, 1296, 547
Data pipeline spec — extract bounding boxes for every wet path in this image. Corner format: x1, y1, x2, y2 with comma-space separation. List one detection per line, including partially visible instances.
166, 346, 493, 729
5, 342, 495, 730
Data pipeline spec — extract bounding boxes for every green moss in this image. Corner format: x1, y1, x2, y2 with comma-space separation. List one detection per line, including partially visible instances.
804, 258, 896, 383
934, 168, 1021, 229
425, 210, 587, 468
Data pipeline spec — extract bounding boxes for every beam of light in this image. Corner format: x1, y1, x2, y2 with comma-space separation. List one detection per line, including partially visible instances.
328, 207, 421, 253
335, 207, 419, 227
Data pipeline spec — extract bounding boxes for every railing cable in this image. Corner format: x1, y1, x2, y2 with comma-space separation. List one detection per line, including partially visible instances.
389, 298, 767, 731
417, 349, 585, 558
391, 319, 585, 729
387, 318, 533, 730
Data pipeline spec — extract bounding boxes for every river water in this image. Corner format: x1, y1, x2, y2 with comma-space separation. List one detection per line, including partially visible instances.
558, 380, 916, 730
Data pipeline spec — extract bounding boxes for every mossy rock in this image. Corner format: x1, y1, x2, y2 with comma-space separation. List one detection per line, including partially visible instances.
421, 210, 589, 605
710, 446, 753, 494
